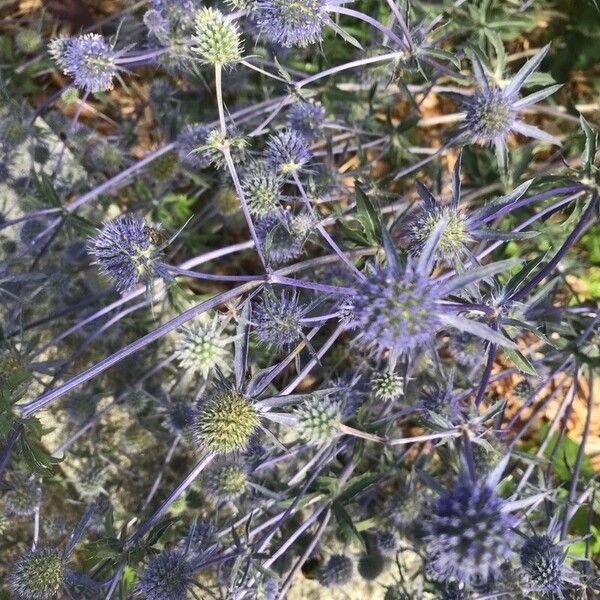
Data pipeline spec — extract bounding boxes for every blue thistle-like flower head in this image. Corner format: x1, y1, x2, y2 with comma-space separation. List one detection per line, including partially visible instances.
5, 476, 42, 517
288, 101, 325, 141
255, 211, 306, 265
59, 34, 117, 93
177, 123, 210, 169
264, 129, 311, 174
520, 535, 565, 594
255, 0, 328, 48
253, 292, 305, 348
87, 215, 170, 293
461, 45, 561, 166
203, 461, 248, 502
137, 550, 194, 600
10, 548, 65, 600
240, 161, 283, 216
349, 264, 440, 359
318, 554, 354, 587
425, 480, 517, 586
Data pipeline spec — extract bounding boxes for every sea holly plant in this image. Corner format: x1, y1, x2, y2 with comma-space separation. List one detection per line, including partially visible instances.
0, 1, 599, 599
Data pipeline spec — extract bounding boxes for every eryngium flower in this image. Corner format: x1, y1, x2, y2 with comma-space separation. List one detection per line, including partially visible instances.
87, 215, 170, 292
60, 34, 117, 93
318, 554, 354, 587
137, 550, 195, 600
195, 391, 259, 453
253, 292, 304, 348
162, 399, 197, 436
294, 395, 341, 444
256, 211, 305, 265
241, 162, 282, 216
520, 535, 565, 594
425, 481, 517, 585
449, 333, 483, 368
349, 265, 440, 359
376, 531, 399, 556
255, 0, 327, 47
175, 316, 232, 379
5, 477, 41, 517
288, 101, 325, 141
371, 371, 404, 401
199, 127, 247, 169
194, 8, 242, 66
10, 548, 65, 600
264, 130, 311, 174
177, 124, 211, 168
461, 45, 561, 165
15, 30, 42, 54
203, 462, 248, 502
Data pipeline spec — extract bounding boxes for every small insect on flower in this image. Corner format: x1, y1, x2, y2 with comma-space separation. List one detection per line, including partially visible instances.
10, 548, 65, 600
318, 554, 354, 587
194, 390, 260, 454
288, 100, 326, 141
520, 535, 565, 594
175, 315, 233, 379
461, 45, 562, 168
87, 215, 171, 293
254, 0, 328, 48
264, 129, 312, 175
137, 549, 197, 600
193, 8, 243, 66
56, 34, 118, 93
294, 394, 341, 445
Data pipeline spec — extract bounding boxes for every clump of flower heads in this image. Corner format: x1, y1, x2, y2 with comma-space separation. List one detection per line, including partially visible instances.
10, 548, 65, 600
194, 390, 259, 453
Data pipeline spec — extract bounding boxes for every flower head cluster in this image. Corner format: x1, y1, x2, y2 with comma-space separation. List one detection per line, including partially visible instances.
255, 0, 328, 47
425, 479, 517, 586
288, 101, 325, 141
194, 390, 260, 453
194, 8, 243, 66
87, 215, 170, 293
54, 34, 117, 93
175, 316, 233, 379
264, 130, 311, 174
10, 548, 65, 600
